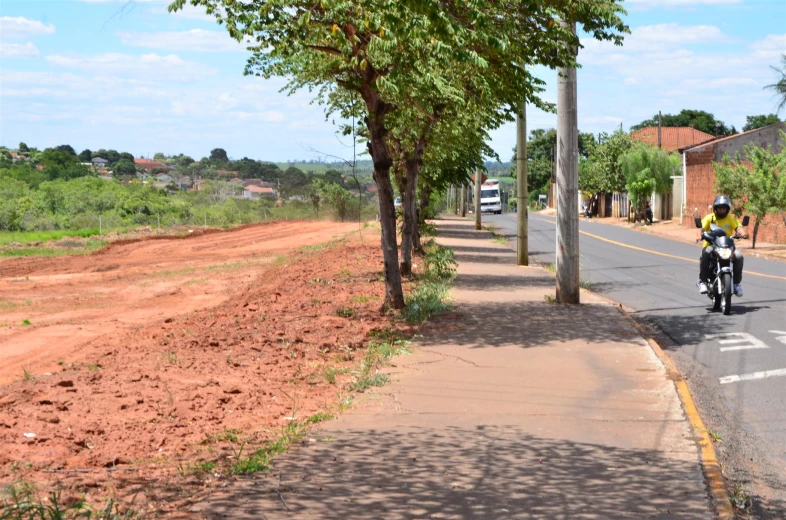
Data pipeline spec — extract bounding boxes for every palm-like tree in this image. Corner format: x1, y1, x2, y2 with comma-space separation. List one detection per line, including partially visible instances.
764, 54, 786, 114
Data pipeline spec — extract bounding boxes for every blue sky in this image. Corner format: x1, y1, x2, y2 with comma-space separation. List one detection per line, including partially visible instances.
1, 0, 784, 163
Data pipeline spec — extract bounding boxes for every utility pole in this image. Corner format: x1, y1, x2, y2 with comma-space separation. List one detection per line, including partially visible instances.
453, 185, 459, 214
556, 20, 580, 304
516, 101, 528, 265
474, 171, 482, 230
460, 184, 467, 217
657, 111, 662, 148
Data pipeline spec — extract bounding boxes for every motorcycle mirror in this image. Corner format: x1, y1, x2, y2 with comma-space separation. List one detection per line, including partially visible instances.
694, 217, 702, 228
742, 215, 750, 226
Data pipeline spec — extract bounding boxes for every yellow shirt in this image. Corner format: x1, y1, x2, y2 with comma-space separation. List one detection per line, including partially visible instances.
701, 213, 741, 247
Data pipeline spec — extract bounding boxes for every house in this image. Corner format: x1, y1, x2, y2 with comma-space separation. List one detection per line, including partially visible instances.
680, 122, 786, 244
243, 185, 276, 199
134, 158, 168, 173
92, 157, 109, 166
175, 176, 192, 190
630, 127, 714, 153
154, 173, 172, 183
600, 127, 718, 220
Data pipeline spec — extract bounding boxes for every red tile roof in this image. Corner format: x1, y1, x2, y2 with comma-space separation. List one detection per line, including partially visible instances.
630, 127, 715, 152
245, 185, 274, 194
134, 158, 167, 169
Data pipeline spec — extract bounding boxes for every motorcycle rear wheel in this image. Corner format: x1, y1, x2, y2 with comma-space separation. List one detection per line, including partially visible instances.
721, 273, 732, 315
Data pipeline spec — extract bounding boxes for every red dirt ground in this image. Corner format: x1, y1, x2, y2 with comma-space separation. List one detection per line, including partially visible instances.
0, 220, 410, 515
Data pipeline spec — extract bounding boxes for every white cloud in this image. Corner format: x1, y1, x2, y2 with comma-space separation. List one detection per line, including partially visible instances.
46, 52, 217, 81
151, 4, 222, 22
749, 34, 786, 60
0, 42, 39, 58
117, 29, 249, 53
0, 16, 55, 39
581, 23, 728, 55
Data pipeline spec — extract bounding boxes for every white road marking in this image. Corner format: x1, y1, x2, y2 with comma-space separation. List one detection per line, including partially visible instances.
769, 331, 786, 345
704, 332, 770, 352
720, 368, 786, 384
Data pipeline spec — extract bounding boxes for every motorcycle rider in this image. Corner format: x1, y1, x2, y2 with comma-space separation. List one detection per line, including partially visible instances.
697, 195, 748, 296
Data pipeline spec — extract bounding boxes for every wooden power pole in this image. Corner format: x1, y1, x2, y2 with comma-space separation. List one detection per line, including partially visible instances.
453, 184, 459, 214
556, 21, 580, 304
516, 102, 528, 266
474, 171, 482, 230
460, 184, 467, 217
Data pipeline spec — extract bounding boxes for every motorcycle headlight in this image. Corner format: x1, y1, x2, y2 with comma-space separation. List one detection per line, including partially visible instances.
717, 247, 732, 260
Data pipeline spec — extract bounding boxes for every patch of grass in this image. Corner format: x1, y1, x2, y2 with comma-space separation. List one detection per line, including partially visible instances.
162, 352, 179, 365
544, 263, 556, 273
21, 319, 32, 326
305, 412, 333, 424
86, 364, 101, 372
204, 260, 261, 272
349, 373, 389, 392
402, 280, 450, 324
729, 481, 752, 512
544, 294, 556, 304
335, 307, 356, 318
0, 299, 32, 311
150, 267, 196, 278
1, 479, 136, 519
351, 295, 377, 304
184, 277, 210, 286
230, 419, 307, 475
492, 235, 509, 246
22, 368, 34, 381
0, 240, 106, 258
0, 229, 98, 246
422, 240, 457, 282
177, 460, 216, 477
708, 430, 723, 443
579, 279, 592, 290
202, 428, 243, 445
322, 365, 351, 384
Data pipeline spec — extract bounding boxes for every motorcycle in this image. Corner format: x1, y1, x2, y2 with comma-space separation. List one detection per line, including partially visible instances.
695, 215, 749, 315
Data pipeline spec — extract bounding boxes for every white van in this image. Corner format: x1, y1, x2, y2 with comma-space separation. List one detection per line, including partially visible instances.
480, 179, 502, 214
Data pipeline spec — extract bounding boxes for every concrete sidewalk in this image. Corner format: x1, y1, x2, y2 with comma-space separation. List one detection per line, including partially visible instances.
193, 216, 713, 519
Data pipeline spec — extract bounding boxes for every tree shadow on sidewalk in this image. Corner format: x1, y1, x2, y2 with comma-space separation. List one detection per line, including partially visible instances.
420, 300, 642, 350
194, 425, 710, 519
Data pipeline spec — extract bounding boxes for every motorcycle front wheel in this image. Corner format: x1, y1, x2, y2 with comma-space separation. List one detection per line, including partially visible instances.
721, 272, 732, 315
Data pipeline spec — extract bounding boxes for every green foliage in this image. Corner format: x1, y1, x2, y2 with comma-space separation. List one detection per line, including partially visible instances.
210, 148, 229, 162
631, 109, 735, 136
742, 114, 782, 131
112, 159, 137, 177
714, 132, 786, 247
764, 54, 786, 114
1, 480, 136, 519
423, 241, 457, 282
579, 130, 633, 194
620, 144, 680, 209
314, 179, 359, 222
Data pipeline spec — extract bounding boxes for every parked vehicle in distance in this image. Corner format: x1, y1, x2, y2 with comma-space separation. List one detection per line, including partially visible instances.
480, 179, 502, 214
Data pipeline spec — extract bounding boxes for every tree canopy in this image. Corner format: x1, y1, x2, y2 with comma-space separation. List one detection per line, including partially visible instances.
764, 54, 786, 114
743, 114, 781, 132
631, 109, 735, 136
620, 144, 680, 210
210, 148, 229, 162
578, 130, 633, 194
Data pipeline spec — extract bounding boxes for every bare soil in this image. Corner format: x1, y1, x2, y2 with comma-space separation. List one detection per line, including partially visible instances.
0, 220, 410, 515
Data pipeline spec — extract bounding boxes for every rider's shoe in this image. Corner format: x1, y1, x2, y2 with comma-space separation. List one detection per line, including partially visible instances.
698, 281, 709, 294
733, 284, 743, 297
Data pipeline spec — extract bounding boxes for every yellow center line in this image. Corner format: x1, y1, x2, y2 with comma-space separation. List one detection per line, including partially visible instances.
534, 216, 786, 282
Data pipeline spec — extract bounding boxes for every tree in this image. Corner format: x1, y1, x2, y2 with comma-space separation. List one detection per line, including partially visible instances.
171, 0, 627, 309
153, 152, 167, 161
210, 148, 229, 162
764, 54, 786, 114
113, 159, 137, 177
18, 142, 29, 153
315, 179, 354, 221
579, 130, 633, 194
743, 114, 781, 131
631, 110, 735, 136
78, 149, 92, 162
620, 144, 680, 212
714, 133, 786, 248
119, 152, 135, 164
54, 145, 77, 156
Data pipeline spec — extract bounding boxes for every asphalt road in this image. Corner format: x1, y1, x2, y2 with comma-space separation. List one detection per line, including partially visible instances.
485, 212, 786, 514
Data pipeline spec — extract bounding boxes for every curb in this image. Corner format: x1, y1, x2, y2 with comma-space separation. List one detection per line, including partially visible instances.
614, 303, 735, 520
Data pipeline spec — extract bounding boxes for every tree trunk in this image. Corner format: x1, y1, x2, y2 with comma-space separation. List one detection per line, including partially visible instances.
397, 140, 424, 277
360, 90, 405, 310
415, 183, 431, 254
453, 184, 459, 214
752, 217, 761, 249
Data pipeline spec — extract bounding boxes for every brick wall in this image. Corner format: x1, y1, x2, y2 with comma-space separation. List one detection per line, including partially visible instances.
683, 143, 785, 244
